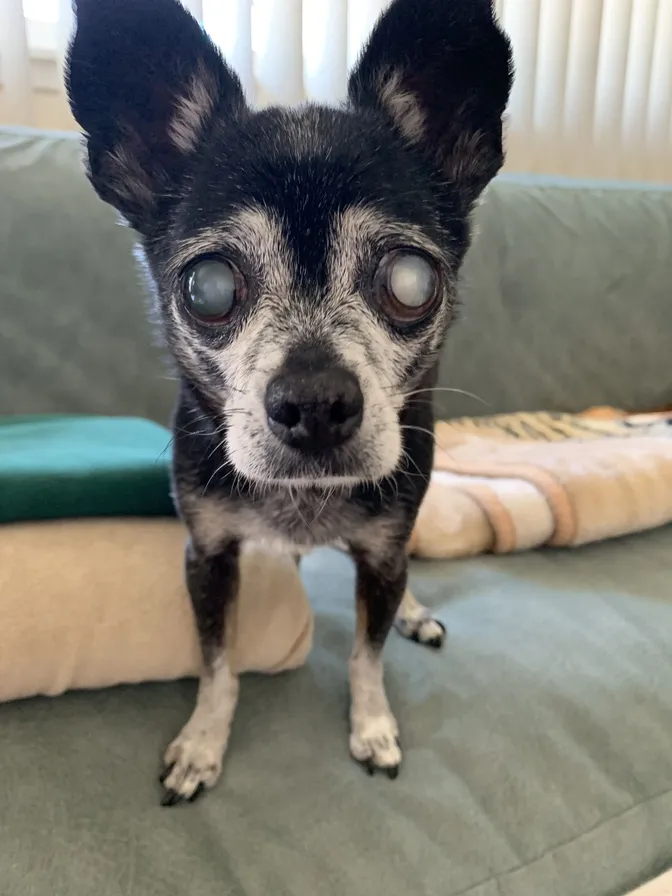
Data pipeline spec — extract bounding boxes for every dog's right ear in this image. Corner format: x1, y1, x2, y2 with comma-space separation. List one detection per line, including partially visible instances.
348, 0, 513, 205
66, 0, 245, 232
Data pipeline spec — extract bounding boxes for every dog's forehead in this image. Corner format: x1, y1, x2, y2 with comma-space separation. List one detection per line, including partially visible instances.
174, 106, 445, 286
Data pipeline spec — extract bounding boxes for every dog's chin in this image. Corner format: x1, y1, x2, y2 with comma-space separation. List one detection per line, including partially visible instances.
226, 432, 401, 490
265, 474, 365, 490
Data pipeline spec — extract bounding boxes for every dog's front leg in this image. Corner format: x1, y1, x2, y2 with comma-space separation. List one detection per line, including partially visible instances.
160, 539, 240, 806
348, 547, 407, 778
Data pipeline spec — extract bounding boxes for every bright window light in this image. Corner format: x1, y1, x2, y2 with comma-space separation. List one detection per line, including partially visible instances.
22, 0, 59, 23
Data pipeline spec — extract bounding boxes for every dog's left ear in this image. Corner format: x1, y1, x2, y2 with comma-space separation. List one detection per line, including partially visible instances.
348, 0, 513, 203
66, 0, 246, 232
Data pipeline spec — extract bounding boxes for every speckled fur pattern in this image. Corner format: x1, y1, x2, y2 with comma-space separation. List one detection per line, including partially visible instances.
66, 0, 513, 803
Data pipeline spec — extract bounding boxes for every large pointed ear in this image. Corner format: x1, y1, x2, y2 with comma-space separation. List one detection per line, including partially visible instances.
66, 0, 246, 232
348, 0, 513, 204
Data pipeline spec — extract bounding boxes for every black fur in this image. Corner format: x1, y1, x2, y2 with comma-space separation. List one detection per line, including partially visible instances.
66, 0, 513, 802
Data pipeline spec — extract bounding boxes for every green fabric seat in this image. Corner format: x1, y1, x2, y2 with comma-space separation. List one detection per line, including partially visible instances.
0, 415, 174, 523
3, 537, 672, 896
1, 127, 672, 896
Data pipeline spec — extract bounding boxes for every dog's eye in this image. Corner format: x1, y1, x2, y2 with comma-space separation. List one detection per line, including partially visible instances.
184, 259, 239, 321
376, 252, 439, 322
390, 254, 436, 306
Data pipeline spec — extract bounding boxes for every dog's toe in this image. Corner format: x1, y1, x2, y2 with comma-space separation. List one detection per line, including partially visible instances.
397, 615, 446, 649
421, 618, 447, 649
161, 788, 183, 808
350, 713, 402, 777
159, 729, 225, 806
188, 783, 206, 803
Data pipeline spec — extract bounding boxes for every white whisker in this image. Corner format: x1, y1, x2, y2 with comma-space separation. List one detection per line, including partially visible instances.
400, 423, 438, 443
202, 460, 230, 495
392, 385, 490, 408
288, 485, 312, 532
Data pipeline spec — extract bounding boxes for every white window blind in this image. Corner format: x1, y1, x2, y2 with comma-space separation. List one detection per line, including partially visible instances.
0, 0, 32, 126
3, 0, 672, 182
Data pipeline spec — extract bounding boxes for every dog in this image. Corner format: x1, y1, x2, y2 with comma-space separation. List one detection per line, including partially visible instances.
66, 0, 513, 805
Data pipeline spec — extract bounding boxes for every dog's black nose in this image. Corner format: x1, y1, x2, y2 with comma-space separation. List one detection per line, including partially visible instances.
265, 367, 364, 452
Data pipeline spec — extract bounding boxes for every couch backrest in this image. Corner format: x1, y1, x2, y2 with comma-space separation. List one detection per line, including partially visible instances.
0, 129, 174, 423
1, 128, 670, 423
436, 175, 672, 418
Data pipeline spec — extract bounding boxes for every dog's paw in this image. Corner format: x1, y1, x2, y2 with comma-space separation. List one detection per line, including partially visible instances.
350, 712, 402, 778
395, 614, 446, 649
160, 727, 226, 806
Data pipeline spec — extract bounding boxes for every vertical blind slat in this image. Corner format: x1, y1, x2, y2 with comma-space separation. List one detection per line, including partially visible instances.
500, 0, 542, 173
646, 0, 672, 145
303, 0, 348, 103
645, 0, 672, 180
254, 0, 303, 106
56, 0, 75, 88
533, 0, 572, 135
501, 0, 541, 132
0, 0, 33, 127
7, 0, 672, 182
563, 0, 603, 138
593, 0, 632, 141
346, 0, 387, 70
204, 0, 255, 102
620, 0, 657, 145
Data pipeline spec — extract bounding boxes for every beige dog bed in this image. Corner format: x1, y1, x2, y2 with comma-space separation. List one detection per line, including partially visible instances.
0, 517, 313, 702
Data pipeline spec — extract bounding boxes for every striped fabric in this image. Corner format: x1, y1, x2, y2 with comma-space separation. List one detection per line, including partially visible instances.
440, 410, 672, 442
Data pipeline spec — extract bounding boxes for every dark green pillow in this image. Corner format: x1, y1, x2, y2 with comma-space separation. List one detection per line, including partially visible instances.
0, 415, 175, 523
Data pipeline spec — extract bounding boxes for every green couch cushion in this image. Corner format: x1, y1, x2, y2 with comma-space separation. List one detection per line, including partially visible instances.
0, 128, 176, 424
437, 177, 672, 419
2, 530, 672, 896
0, 415, 174, 523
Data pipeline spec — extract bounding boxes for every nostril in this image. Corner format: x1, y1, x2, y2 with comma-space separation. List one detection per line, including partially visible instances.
331, 379, 364, 433
265, 366, 364, 452
329, 398, 349, 426
272, 401, 301, 429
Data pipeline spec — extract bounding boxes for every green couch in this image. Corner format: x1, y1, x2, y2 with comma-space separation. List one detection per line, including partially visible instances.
2, 127, 672, 896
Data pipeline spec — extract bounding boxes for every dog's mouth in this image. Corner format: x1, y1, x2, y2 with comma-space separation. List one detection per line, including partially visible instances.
258, 445, 372, 489
225, 422, 401, 489
227, 434, 382, 488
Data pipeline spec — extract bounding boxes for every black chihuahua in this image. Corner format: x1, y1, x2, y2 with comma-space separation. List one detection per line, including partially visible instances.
66, 0, 513, 805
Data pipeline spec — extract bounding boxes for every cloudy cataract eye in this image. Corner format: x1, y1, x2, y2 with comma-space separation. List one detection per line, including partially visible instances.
389, 254, 436, 308
186, 259, 236, 319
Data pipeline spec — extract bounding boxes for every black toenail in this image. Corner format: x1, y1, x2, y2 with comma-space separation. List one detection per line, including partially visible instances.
161, 789, 183, 808
188, 783, 205, 803
386, 766, 400, 780
159, 763, 174, 785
